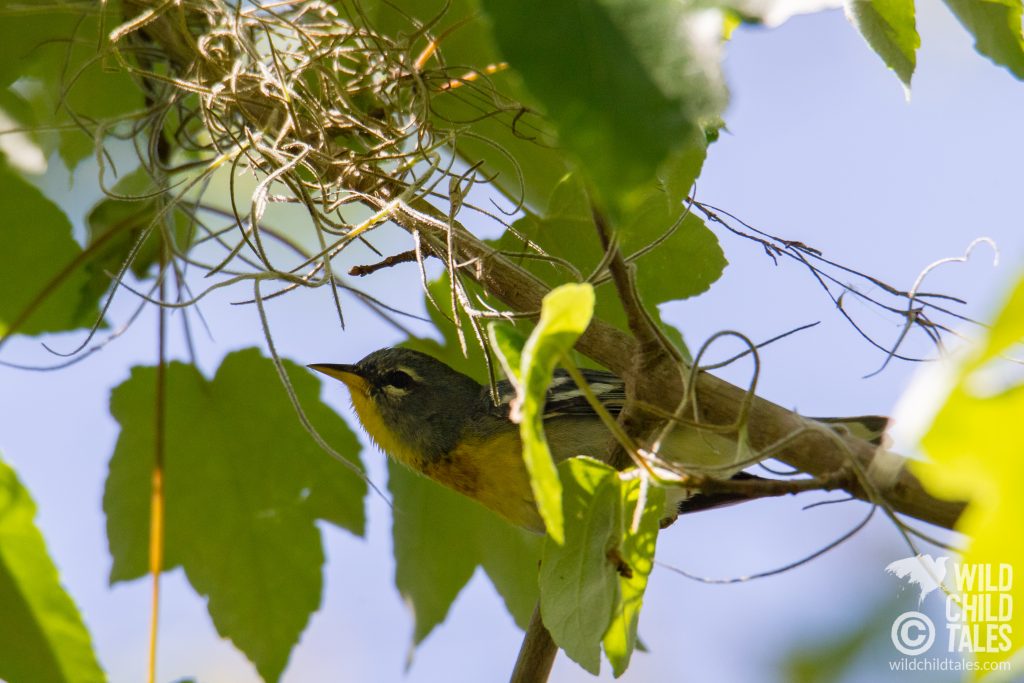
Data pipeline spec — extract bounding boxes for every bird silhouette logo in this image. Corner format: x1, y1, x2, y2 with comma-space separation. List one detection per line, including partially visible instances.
886, 554, 951, 603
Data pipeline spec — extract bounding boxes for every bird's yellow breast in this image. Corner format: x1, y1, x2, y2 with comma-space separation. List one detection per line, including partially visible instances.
346, 379, 544, 531
423, 431, 543, 532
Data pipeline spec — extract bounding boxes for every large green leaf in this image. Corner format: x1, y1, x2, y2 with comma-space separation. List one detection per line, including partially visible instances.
479, 0, 726, 222
0, 455, 106, 683
845, 0, 919, 90
942, 0, 1024, 80
388, 461, 540, 644
0, 161, 99, 338
909, 275, 1024, 677
104, 349, 366, 683
388, 460, 479, 645
540, 457, 621, 675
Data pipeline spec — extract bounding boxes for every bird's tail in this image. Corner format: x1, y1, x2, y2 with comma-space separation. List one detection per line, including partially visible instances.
675, 471, 765, 515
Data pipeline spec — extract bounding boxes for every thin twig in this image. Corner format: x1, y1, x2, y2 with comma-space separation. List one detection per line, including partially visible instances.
147, 246, 168, 683
348, 248, 423, 276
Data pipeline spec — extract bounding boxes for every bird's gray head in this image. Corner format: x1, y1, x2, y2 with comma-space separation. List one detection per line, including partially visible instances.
309, 347, 483, 462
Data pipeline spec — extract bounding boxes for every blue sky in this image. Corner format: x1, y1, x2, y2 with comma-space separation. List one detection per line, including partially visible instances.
2, 1, 1023, 682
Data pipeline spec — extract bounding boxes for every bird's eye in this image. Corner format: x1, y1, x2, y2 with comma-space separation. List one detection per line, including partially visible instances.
382, 370, 415, 390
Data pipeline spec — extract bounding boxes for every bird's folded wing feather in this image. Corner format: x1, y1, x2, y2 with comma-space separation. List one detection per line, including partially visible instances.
488, 369, 626, 419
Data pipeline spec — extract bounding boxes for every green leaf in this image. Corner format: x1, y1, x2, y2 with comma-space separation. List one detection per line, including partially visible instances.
845, 0, 919, 90
540, 457, 621, 675
0, 161, 98, 338
81, 167, 194, 313
104, 349, 366, 683
0, 1, 73, 88
658, 139, 711, 209
2, 1, 143, 167
942, 0, 1024, 80
539, 458, 665, 677
619, 188, 728, 308
491, 172, 726, 356
603, 475, 664, 677
475, 511, 544, 631
978, 273, 1024, 363
489, 323, 528, 387
479, 0, 726, 221
388, 461, 479, 645
388, 461, 540, 644
518, 283, 596, 543
0, 455, 106, 683
909, 275, 1024, 676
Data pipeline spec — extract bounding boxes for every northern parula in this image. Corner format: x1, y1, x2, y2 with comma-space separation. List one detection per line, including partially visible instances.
309, 347, 885, 531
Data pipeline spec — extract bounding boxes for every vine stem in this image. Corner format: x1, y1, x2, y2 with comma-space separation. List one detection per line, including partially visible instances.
147, 251, 168, 683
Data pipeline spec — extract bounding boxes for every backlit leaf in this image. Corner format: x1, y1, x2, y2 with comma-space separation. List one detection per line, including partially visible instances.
844, 0, 919, 90
909, 275, 1024, 677
942, 0, 1024, 80
0, 455, 105, 683
516, 283, 596, 544
603, 474, 664, 677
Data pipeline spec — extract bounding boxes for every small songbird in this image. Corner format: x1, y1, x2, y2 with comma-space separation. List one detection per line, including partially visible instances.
310, 347, 885, 532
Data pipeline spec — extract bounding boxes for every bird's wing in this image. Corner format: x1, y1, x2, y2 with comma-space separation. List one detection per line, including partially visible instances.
488, 369, 626, 418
